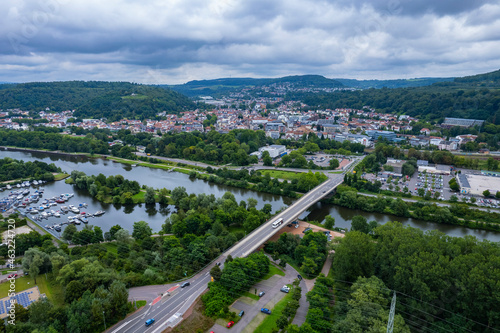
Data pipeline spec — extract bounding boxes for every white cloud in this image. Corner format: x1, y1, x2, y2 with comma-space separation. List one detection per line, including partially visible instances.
0, 0, 499, 83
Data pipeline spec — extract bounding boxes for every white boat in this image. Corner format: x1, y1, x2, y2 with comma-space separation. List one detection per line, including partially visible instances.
94, 210, 105, 216
61, 206, 68, 212
40, 212, 48, 218
73, 219, 81, 225
29, 209, 39, 215
6, 185, 11, 190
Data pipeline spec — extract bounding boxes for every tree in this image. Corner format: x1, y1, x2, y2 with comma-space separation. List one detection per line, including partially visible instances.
92, 226, 104, 243
62, 224, 77, 242
262, 151, 273, 166
109, 225, 123, 239
115, 229, 133, 244
277, 314, 289, 330
449, 178, 460, 191
132, 221, 152, 240
324, 215, 335, 229
144, 186, 156, 205
351, 216, 369, 234
210, 265, 222, 281
333, 231, 375, 282
329, 158, 340, 170
496, 191, 500, 199
22, 248, 51, 283
483, 190, 490, 197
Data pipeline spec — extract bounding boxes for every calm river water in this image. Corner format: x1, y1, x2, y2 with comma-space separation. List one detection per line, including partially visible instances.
2, 149, 499, 242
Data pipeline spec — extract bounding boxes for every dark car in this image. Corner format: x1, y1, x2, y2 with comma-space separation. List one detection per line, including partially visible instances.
145, 318, 155, 327
181, 282, 190, 288
261, 308, 271, 314
297, 274, 302, 280
287, 223, 293, 227
302, 227, 312, 233
258, 291, 265, 297
238, 310, 245, 317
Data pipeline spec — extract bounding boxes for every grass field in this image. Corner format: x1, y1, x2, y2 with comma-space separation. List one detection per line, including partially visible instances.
261, 170, 307, 181
54, 173, 70, 181
262, 264, 285, 280
254, 290, 293, 333
102, 242, 118, 254
0, 274, 64, 306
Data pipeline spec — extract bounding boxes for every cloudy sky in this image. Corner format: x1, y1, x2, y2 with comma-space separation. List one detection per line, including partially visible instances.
1, 0, 500, 84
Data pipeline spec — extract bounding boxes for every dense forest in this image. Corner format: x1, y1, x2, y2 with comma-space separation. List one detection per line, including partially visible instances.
333, 222, 500, 332
292, 69, 500, 124
0, 157, 61, 182
0, 81, 195, 121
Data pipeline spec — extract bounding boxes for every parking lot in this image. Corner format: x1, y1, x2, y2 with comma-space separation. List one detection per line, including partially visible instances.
366, 168, 500, 207
306, 154, 353, 169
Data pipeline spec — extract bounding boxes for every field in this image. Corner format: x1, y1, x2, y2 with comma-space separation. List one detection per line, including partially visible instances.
0, 274, 64, 306
261, 170, 307, 181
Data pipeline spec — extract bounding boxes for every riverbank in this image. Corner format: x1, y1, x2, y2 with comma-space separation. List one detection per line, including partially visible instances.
329, 190, 500, 233
0, 146, 90, 158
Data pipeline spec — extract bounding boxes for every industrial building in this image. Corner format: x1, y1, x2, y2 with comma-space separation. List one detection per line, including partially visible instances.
457, 173, 500, 196
417, 164, 451, 175
250, 145, 287, 159
385, 159, 405, 174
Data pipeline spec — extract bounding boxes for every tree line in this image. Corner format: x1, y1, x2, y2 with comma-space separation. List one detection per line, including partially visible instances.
0, 157, 60, 182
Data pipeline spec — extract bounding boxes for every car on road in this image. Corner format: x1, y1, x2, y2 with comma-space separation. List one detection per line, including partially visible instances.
145, 318, 155, 327
261, 308, 272, 314
280, 285, 290, 293
238, 310, 245, 317
297, 274, 302, 280
258, 291, 265, 297
7, 274, 18, 279
181, 282, 190, 288
227, 321, 235, 328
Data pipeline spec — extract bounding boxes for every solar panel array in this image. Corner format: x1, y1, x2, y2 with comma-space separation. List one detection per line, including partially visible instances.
0, 290, 36, 315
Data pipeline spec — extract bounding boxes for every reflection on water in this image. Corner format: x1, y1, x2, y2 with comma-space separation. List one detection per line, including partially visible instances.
301, 201, 500, 241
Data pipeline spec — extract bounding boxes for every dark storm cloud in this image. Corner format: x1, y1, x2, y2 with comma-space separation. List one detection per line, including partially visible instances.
0, 0, 499, 83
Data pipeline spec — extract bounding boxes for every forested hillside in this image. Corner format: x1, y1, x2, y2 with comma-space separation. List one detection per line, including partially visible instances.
168, 75, 344, 97
0, 81, 195, 121
335, 77, 454, 89
293, 69, 500, 124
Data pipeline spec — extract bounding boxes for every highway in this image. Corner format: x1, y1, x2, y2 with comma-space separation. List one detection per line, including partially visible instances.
109, 157, 361, 332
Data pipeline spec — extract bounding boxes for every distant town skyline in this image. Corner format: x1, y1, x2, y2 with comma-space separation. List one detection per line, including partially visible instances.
1, 0, 500, 84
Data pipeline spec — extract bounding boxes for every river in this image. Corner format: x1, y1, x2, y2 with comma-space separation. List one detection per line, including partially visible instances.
2, 149, 500, 242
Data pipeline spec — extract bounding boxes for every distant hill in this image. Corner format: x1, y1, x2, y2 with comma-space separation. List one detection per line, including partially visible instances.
452, 69, 500, 87
292, 69, 500, 124
335, 77, 454, 89
167, 75, 344, 97
0, 81, 195, 121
